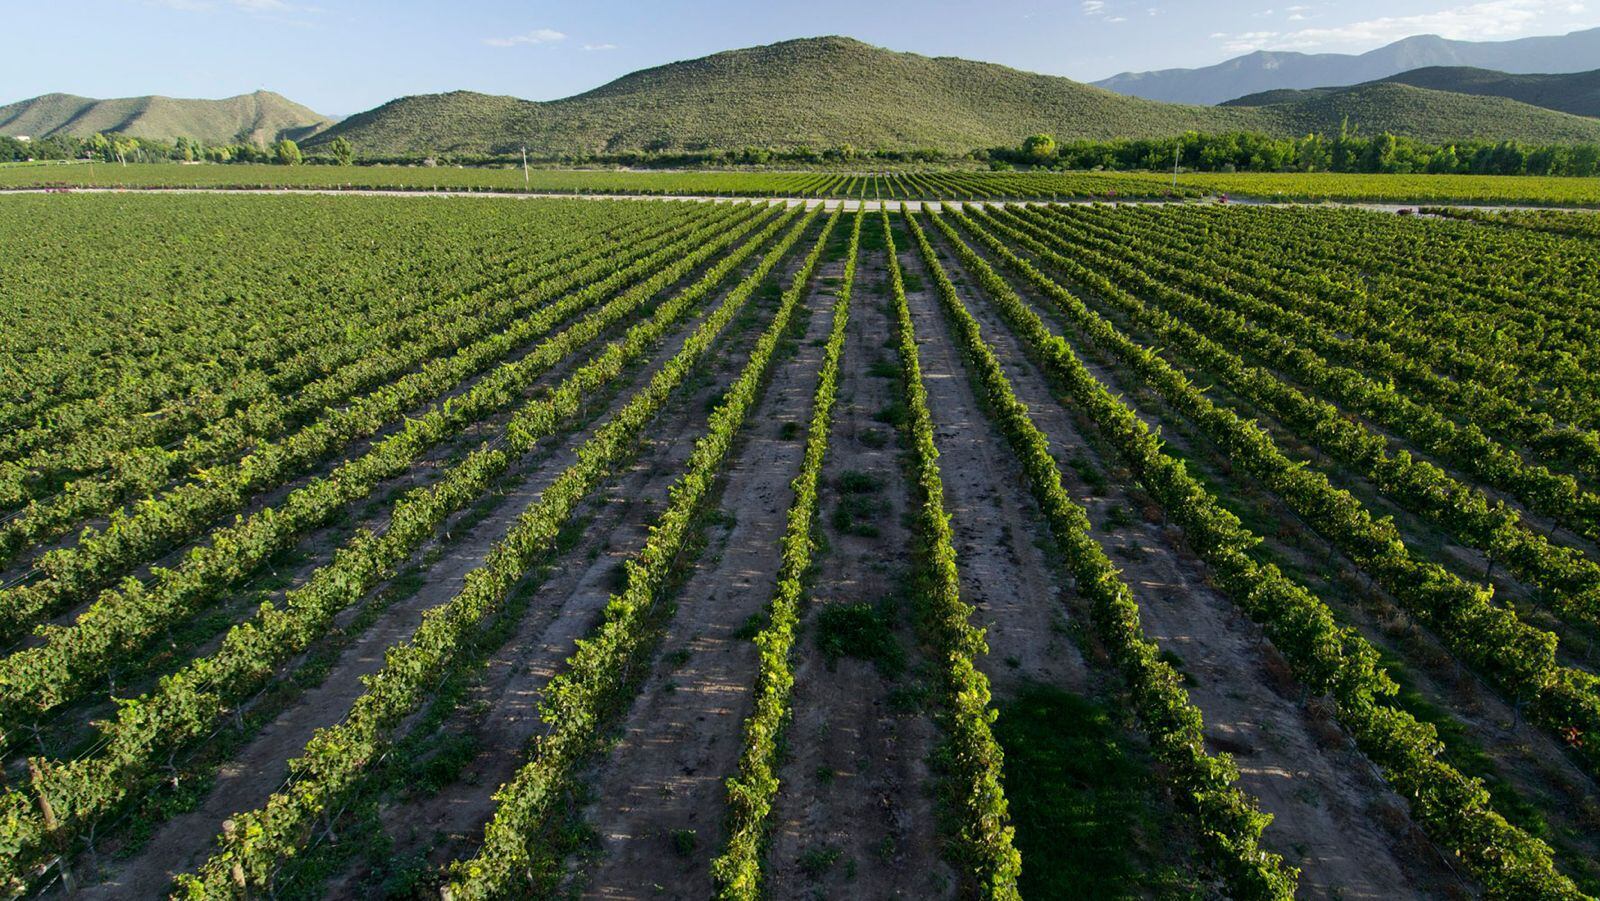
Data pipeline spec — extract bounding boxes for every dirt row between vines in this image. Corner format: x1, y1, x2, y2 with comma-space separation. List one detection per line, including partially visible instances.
316, 220, 830, 898
71, 215, 812, 899
762, 241, 954, 900
919, 216, 1458, 899
24, 213, 748, 771
982, 209, 1600, 887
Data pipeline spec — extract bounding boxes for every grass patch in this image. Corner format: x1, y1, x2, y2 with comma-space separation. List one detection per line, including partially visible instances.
815, 600, 904, 676
1068, 452, 1109, 495
838, 470, 885, 494
994, 684, 1198, 899
733, 611, 767, 640
873, 400, 909, 427
831, 468, 887, 537
670, 828, 698, 858
867, 357, 900, 379
858, 428, 889, 449
1100, 503, 1136, 531
799, 844, 843, 879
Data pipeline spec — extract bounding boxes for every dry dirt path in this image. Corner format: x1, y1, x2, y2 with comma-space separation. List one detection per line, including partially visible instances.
570, 254, 835, 900
9, 185, 1594, 214
313, 222, 825, 898
70, 223, 797, 899
764, 244, 955, 900
983, 208, 1600, 890
922, 217, 1456, 899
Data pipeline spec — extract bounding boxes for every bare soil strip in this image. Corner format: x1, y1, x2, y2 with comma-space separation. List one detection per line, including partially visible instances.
984, 212, 1600, 891
894, 232, 1092, 697
69, 224, 795, 899
21, 246, 711, 767
924, 220, 1454, 899
569, 257, 835, 900
764, 246, 955, 900
308, 226, 826, 899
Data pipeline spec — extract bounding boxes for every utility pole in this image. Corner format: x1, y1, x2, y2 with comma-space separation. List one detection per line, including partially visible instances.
522, 146, 529, 190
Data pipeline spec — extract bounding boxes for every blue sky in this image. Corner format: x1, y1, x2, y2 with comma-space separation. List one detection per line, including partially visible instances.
5, 0, 1598, 114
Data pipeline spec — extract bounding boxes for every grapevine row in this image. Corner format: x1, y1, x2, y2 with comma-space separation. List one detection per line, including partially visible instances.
996, 207, 1600, 556
903, 210, 1296, 898
0, 203, 782, 740
0, 202, 657, 487
1146, 207, 1600, 410
0, 199, 582, 477
0, 203, 720, 564
0, 162, 1198, 201
0, 203, 809, 892
174, 206, 821, 897
0, 201, 772, 646
928, 207, 1587, 897
989, 205, 1600, 632
879, 209, 1022, 899
1057, 205, 1600, 480
158, 207, 816, 897
948, 206, 1600, 778
443, 208, 840, 900
710, 207, 861, 899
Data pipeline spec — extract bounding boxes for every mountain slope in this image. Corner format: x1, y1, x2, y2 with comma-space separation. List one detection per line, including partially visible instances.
315, 37, 1265, 156
1225, 67, 1600, 119
312, 36, 1600, 157
1247, 82, 1600, 143
1095, 27, 1600, 106
0, 91, 334, 145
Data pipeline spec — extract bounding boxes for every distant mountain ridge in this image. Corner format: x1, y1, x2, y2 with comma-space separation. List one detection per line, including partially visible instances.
310, 36, 1600, 157
1223, 67, 1600, 119
0, 91, 334, 145
1095, 27, 1600, 106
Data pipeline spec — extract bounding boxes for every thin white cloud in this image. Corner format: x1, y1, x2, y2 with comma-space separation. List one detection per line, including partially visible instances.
1214, 0, 1595, 53
1082, 0, 1106, 13
147, 0, 304, 11
1219, 29, 1280, 52
484, 28, 567, 48
582, 42, 619, 51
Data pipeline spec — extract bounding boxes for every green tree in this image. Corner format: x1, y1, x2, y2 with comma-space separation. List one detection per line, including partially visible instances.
274, 138, 302, 166
1022, 133, 1057, 161
328, 136, 355, 166
1569, 144, 1600, 177
88, 133, 113, 162
1426, 144, 1461, 174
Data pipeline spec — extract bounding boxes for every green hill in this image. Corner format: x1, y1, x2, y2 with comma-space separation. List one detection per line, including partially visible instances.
1243, 82, 1600, 143
311, 37, 1600, 158
1225, 66, 1600, 119
314, 37, 1264, 156
0, 90, 334, 145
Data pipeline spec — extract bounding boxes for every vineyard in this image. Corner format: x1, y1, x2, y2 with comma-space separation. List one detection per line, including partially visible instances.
0, 164, 1195, 201
3, 191, 1600, 900
10, 162, 1600, 206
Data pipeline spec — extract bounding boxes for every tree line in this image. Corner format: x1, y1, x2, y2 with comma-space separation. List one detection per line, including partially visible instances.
998, 126, 1600, 177
1, 132, 355, 166
9, 123, 1600, 178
